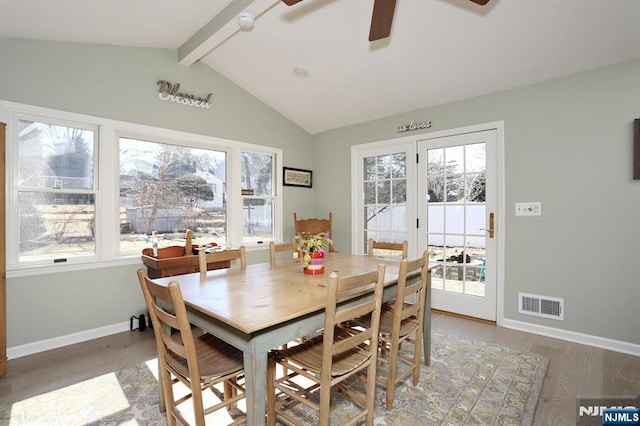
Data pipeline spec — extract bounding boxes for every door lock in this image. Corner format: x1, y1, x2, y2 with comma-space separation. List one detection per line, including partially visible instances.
480, 212, 495, 238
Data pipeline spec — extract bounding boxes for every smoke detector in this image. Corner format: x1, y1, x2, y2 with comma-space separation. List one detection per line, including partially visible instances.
238, 12, 255, 29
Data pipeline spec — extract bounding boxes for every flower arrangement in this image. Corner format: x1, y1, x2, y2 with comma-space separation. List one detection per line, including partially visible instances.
294, 232, 332, 272
294, 232, 333, 253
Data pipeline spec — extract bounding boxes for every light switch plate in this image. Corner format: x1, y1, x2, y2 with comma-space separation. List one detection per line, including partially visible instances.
515, 202, 542, 216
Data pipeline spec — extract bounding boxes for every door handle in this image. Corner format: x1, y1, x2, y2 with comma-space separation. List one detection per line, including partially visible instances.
479, 212, 495, 238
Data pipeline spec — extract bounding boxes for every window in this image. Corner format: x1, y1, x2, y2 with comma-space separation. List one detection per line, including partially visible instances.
15, 117, 97, 263
241, 151, 275, 243
5, 101, 282, 271
119, 137, 227, 253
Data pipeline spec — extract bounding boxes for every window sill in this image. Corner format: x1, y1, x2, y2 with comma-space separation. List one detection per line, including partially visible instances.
7, 256, 143, 278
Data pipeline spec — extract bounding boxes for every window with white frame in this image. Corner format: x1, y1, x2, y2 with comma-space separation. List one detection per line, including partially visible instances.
14, 116, 97, 263
119, 137, 228, 253
241, 151, 275, 243
5, 102, 282, 270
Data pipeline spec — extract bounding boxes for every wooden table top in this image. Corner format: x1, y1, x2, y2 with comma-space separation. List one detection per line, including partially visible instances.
151, 252, 408, 335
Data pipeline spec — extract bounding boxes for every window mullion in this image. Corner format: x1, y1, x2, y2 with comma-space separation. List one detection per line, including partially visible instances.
99, 125, 118, 257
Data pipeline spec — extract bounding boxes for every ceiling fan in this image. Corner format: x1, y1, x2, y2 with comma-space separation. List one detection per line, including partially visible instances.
281, 0, 491, 41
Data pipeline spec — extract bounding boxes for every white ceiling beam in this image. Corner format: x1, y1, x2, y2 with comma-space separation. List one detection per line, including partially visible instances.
178, 0, 280, 67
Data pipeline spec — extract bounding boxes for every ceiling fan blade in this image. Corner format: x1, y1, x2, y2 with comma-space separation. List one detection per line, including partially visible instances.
369, 0, 396, 41
282, 0, 304, 5
469, 0, 490, 5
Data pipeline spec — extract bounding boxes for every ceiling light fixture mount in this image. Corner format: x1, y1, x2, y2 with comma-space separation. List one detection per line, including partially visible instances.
237, 12, 255, 29
293, 67, 310, 78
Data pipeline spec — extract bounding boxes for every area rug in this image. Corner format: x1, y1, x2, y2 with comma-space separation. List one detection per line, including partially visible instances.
0, 333, 548, 425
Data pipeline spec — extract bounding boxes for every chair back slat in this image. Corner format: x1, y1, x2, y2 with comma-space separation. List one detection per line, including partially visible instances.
375, 250, 430, 410
269, 241, 298, 263
367, 238, 408, 258
137, 270, 201, 382
323, 264, 385, 363
198, 246, 246, 281
136, 269, 246, 425
267, 262, 386, 425
294, 212, 335, 252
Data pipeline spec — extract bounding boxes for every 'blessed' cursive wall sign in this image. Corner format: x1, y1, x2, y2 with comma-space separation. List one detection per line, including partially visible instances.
157, 80, 213, 110
397, 120, 432, 133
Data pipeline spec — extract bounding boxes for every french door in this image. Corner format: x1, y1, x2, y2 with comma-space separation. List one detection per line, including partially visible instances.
417, 130, 497, 321
352, 141, 417, 256
352, 124, 501, 322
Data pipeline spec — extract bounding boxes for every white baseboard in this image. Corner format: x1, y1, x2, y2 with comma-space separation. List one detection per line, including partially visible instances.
9, 318, 640, 360
7, 321, 132, 360
501, 318, 640, 357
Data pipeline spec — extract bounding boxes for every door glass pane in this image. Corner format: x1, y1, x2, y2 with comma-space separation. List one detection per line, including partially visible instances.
391, 153, 406, 178
427, 148, 444, 173
427, 205, 444, 233
445, 205, 464, 234
377, 180, 390, 204
466, 173, 486, 203
426, 142, 487, 298
427, 177, 444, 202
377, 155, 391, 179
446, 175, 464, 201
364, 182, 376, 204
377, 231, 392, 242
365, 206, 377, 229
363, 152, 408, 248
466, 206, 486, 235
391, 178, 406, 203
445, 146, 464, 174
391, 205, 407, 232
377, 207, 392, 231
465, 143, 486, 173
363, 156, 376, 180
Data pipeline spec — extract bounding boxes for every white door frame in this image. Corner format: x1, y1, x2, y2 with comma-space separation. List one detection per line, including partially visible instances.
350, 138, 418, 257
351, 121, 505, 325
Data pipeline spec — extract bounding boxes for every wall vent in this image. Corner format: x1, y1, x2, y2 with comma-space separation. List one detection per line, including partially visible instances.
518, 292, 564, 321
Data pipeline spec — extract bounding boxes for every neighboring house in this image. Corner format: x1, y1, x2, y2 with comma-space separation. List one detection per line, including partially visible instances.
194, 169, 225, 210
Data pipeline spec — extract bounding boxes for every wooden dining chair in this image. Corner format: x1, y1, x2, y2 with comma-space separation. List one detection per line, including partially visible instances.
369, 250, 430, 410
266, 263, 386, 426
367, 238, 408, 259
198, 246, 246, 281
136, 269, 246, 426
293, 212, 335, 252
269, 241, 298, 263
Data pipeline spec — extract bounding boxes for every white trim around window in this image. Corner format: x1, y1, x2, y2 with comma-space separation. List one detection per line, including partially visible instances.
1, 100, 283, 277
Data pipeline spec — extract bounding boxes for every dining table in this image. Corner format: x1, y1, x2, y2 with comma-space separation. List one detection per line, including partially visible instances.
149, 251, 434, 425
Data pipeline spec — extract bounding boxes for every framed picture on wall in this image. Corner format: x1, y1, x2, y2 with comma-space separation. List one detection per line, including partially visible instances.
283, 167, 312, 188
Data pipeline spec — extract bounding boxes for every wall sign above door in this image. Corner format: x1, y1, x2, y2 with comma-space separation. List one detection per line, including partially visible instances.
397, 119, 432, 133
156, 80, 213, 110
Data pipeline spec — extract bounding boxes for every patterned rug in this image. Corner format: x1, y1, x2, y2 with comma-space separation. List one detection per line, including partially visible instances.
0, 333, 548, 425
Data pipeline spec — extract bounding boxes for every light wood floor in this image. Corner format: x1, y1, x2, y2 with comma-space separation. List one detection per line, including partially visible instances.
1, 313, 638, 425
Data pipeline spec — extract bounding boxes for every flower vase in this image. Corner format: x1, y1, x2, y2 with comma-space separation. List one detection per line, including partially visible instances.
303, 251, 325, 275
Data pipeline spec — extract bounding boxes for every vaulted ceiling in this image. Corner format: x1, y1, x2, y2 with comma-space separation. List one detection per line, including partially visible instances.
2, 0, 639, 134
